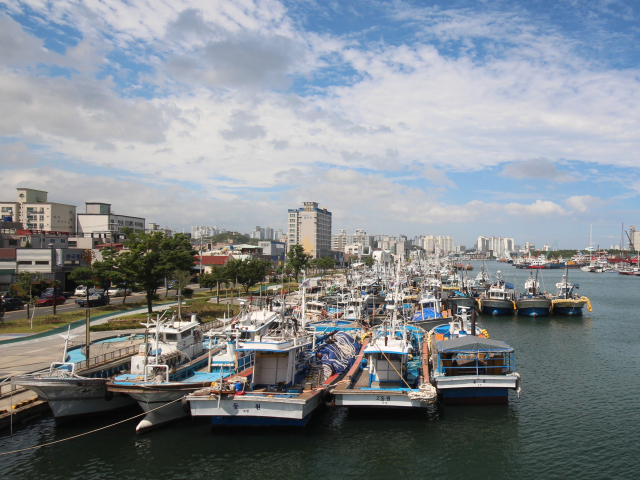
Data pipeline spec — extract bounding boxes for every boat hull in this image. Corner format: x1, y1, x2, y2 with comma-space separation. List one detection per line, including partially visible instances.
333, 390, 432, 408
516, 298, 552, 317
13, 377, 135, 422
553, 305, 584, 315
125, 388, 193, 433
447, 296, 476, 313
188, 390, 325, 426
480, 299, 515, 316
434, 375, 517, 405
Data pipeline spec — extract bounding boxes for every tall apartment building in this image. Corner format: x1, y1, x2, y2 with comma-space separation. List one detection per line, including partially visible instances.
191, 225, 221, 239
0, 188, 76, 234
287, 201, 332, 258
332, 229, 347, 251
77, 202, 145, 242
423, 235, 435, 253
435, 236, 454, 254
249, 226, 276, 240
477, 236, 515, 255
332, 228, 373, 251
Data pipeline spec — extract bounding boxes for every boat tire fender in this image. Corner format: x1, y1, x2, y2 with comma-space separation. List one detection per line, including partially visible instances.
105, 389, 113, 402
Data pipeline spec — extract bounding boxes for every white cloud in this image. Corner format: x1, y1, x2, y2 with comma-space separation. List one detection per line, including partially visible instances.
1, 1, 639, 241
564, 195, 604, 212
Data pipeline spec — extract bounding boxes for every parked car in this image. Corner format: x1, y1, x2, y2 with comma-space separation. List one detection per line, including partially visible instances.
42, 287, 73, 299
1, 297, 25, 312
36, 295, 66, 307
107, 287, 132, 297
74, 286, 104, 297
76, 293, 109, 308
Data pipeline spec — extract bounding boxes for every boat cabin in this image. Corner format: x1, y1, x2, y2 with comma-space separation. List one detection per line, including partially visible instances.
238, 336, 312, 390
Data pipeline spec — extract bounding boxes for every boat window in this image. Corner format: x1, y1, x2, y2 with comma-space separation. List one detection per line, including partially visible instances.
181, 329, 192, 339
165, 333, 178, 341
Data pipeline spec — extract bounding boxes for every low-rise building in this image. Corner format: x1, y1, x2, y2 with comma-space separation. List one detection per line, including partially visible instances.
77, 202, 145, 243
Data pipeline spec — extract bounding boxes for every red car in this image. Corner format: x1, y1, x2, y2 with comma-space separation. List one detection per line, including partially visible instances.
36, 295, 66, 307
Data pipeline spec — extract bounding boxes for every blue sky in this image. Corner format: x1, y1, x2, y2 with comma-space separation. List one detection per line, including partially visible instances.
1, 0, 639, 249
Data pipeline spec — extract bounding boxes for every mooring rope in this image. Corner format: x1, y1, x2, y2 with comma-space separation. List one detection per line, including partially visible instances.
0, 395, 186, 456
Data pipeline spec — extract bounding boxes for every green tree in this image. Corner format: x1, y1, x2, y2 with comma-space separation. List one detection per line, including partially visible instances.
318, 256, 335, 274
199, 272, 216, 292
226, 258, 271, 294
122, 229, 196, 313
363, 256, 375, 267
16, 271, 45, 321
69, 267, 98, 306
92, 246, 124, 304
286, 244, 310, 282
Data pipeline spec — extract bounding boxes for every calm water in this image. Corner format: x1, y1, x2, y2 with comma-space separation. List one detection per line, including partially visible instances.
2, 262, 640, 480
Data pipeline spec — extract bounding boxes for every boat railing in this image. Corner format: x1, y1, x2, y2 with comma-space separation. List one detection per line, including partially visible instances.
237, 353, 254, 372
145, 364, 169, 382
75, 340, 144, 371
49, 362, 75, 376
437, 351, 515, 376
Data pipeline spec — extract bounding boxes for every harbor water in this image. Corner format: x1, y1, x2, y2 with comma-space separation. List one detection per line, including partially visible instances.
2, 262, 639, 479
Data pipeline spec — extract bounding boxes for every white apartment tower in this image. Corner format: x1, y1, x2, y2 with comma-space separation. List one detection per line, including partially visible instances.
0, 188, 76, 234
287, 201, 332, 258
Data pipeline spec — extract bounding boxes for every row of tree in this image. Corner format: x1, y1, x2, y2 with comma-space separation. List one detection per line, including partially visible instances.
69, 228, 195, 313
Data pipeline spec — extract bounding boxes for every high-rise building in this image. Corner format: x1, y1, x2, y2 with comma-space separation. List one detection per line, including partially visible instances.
191, 225, 221, 239
423, 235, 435, 253
287, 201, 332, 258
331, 229, 347, 251
0, 188, 76, 234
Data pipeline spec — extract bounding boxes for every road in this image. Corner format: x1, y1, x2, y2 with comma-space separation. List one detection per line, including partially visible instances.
1, 285, 209, 323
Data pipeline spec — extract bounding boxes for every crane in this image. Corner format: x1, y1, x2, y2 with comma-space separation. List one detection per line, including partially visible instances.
545, 240, 558, 259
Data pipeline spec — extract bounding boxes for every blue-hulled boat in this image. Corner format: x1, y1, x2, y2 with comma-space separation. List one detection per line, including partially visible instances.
478, 271, 516, 315
516, 271, 551, 317
410, 293, 444, 327
428, 311, 520, 404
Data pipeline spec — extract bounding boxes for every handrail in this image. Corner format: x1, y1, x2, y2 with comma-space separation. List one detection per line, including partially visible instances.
75, 341, 143, 371
145, 364, 169, 383
436, 351, 515, 376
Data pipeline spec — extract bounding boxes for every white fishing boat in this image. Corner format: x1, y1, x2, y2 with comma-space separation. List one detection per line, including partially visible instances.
108, 308, 278, 433
186, 319, 340, 426
13, 327, 142, 423
331, 305, 436, 409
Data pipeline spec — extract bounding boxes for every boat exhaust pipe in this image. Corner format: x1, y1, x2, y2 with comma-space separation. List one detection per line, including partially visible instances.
471, 308, 476, 335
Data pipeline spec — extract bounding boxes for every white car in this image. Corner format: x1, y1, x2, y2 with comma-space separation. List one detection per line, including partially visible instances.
107, 287, 132, 297
74, 286, 104, 297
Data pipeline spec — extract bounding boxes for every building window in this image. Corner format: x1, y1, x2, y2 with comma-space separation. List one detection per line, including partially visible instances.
17, 261, 32, 265
35, 261, 49, 265
60, 239, 66, 244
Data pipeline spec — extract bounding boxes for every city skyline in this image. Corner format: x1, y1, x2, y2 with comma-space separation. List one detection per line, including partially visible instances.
1, 1, 640, 249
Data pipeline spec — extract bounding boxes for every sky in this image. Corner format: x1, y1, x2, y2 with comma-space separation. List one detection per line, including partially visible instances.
1, 0, 640, 249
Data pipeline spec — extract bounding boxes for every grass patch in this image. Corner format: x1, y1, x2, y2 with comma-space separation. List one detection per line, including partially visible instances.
90, 318, 146, 332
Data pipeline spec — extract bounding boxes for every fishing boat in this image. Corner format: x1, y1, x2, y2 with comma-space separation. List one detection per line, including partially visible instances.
477, 271, 516, 315
13, 328, 143, 423
186, 320, 352, 426
515, 272, 552, 317
428, 310, 520, 404
550, 272, 592, 315
331, 306, 437, 409
409, 293, 444, 327
107, 307, 278, 433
